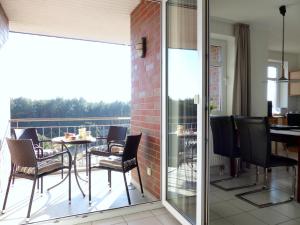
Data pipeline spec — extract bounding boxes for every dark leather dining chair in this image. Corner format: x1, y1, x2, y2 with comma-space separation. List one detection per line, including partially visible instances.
210, 116, 255, 190
88, 133, 143, 205
235, 117, 297, 207
2, 138, 72, 221
287, 113, 300, 126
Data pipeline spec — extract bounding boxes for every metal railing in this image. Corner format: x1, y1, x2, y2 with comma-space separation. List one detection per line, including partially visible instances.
10, 116, 131, 139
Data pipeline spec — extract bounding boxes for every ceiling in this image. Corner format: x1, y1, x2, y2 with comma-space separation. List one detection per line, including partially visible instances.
0, 0, 141, 45
211, 0, 300, 54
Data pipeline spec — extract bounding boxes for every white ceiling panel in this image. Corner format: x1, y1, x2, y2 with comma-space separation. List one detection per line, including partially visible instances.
0, 0, 141, 45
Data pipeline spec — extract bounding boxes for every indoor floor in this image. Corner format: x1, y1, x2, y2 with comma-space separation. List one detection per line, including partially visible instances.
210, 166, 300, 225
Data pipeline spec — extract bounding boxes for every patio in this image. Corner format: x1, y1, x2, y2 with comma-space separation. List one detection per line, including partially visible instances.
0, 169, 151, 225
0, 117, 157, 224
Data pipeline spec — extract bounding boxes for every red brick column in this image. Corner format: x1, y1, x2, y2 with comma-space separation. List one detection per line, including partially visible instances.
130, 0, 161, 199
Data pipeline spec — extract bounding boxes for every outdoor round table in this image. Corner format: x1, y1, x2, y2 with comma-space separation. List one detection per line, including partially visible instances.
51, 136, 96, 197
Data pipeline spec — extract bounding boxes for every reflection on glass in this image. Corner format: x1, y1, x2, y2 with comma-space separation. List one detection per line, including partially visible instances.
166, 0, 198, 224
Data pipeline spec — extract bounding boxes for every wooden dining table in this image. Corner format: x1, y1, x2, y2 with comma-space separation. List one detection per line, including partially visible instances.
270, 129, 300, 202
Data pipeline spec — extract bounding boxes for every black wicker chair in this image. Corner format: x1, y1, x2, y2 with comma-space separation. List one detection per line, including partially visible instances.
88, 133, 143, 205
2, 138, 72, 221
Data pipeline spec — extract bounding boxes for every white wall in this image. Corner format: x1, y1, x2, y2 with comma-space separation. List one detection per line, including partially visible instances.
250, 24, 268, 116
269, 51, 299, 71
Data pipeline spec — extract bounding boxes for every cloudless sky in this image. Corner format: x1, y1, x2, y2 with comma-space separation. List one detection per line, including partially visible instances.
0, 33, 131, 103
168, 49, 201, 100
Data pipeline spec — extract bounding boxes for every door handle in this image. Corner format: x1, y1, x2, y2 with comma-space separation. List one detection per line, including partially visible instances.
194, 94, 200, 105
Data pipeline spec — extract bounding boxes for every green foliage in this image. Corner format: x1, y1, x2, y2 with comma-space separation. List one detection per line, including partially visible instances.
10, 97, 131, 119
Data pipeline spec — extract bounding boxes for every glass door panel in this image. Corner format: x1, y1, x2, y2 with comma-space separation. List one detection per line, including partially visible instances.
166, 0, 200, 224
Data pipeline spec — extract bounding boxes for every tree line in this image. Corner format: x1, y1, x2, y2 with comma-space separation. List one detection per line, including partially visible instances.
11, 97, 131, 119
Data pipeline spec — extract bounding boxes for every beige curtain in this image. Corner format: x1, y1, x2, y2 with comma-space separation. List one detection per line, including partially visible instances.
232, 23, 251, 116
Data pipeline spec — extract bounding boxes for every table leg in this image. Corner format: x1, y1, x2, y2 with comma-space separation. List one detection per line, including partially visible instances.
86, 144, 88, 176
74, 145, 85, 197
61, 144, 64, 179
297, 141, 300, 202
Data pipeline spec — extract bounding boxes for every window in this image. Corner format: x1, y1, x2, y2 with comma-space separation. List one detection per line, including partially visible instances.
209, 40, 227, 114
267, 62, 281, 114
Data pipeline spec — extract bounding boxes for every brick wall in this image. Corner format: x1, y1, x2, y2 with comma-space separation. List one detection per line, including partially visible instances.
130, 0, 161, 199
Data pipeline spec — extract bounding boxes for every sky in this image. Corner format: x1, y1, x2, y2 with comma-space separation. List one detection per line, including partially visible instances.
168, 48, 201, 100
0, 33, 131, 103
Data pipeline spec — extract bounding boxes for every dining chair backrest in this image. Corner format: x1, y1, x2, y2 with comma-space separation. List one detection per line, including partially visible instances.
287, 113, 300, 126
122, 133, 142, 163
235, 117, 270, 167
210, 116, 239, 158
14, 128, 40, 146
6, 138, 37, 168
107, 126, 127, 143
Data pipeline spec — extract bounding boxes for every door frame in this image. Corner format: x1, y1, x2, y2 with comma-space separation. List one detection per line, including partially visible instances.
161, 0, 209, 224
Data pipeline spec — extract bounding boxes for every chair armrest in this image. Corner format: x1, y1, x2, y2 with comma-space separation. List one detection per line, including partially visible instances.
40, 139, 52, 143
109, 143, 125, 149
108, 140, 125, 146
96, 136, 108, 140
37, 150, 72, 162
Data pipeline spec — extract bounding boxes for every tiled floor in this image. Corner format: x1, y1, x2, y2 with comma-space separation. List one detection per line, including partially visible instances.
210, 167, 300, 225
74, 208, 181, 225
0, 170, 153, 224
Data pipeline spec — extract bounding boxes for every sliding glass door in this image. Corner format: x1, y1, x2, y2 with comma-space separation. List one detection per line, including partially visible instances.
162, 0, 207, 224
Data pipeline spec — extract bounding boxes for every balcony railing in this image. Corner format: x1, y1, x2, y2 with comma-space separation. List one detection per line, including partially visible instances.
10, 116, 131, 139
9, 117, 131, 170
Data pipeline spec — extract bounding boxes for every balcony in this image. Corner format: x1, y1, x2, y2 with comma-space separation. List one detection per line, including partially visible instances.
0, 117, 157, 224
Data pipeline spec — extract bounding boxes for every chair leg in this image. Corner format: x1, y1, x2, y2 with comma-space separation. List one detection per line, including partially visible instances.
88, 153, 92, 204
255, 166, 259, 184
263, 168, 268, 189
2, 174, 13, 214
137, 165, 144, 196
292, 166, 296, 199
108, 170, 111, 189
123, 172, 131, 205
12, 165, 16, 186
41, 177, 43, 194
26, 178, 37, 221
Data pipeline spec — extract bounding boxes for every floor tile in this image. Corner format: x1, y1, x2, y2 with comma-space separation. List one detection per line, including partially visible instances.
227, 213, 266, 225
249, 207, 290, 225
277, 220, 300, 225
127, 216, 162, 225
151, 207, 168, 216
210, 210, 222, 221
123, 211, 153, 222
226, 199, 257, 212
271, 202, 300, 219
91, 216, 125, 225
156, 213, 181, 225
210, 201, 243, 217
210, 218, 234, 225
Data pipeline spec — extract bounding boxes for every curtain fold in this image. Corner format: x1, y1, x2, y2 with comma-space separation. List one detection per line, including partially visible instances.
232, 23, 251, 116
